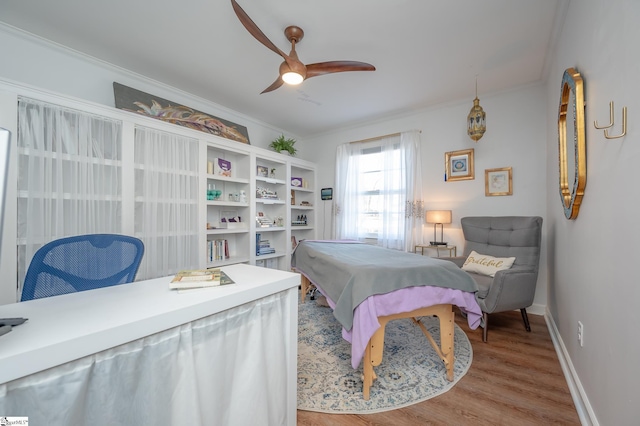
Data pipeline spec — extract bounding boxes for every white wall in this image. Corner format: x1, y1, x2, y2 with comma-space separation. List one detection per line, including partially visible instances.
545, 0, 639, 424
302, 83, 549, 312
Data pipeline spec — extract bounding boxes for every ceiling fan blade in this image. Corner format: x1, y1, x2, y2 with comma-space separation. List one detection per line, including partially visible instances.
261, 77, 285, 94
305, 61, 376, 79
230, 0, 288, 59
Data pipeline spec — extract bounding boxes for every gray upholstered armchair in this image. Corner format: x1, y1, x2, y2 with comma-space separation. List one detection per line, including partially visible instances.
446, 216, 543, 342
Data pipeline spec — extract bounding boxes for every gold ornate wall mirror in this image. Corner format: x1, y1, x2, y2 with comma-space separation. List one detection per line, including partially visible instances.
558, 68, 586, 219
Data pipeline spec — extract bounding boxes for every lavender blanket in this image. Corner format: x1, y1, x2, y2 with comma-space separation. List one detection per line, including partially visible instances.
291, 240, 479, 331
315, 283, 482, 368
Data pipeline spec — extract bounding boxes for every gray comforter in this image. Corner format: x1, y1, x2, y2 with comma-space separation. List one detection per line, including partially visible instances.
291, 240, 478, 330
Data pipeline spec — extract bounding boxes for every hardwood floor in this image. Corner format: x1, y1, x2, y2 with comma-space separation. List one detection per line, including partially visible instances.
297, 310, 580, 426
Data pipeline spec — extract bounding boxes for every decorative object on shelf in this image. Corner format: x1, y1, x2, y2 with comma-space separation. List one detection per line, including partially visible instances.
425, 210, 452, 246
445, 149, 474, 181
291, 189, 295, 205
291, 177, 303, 187
594, 101, 627, 139
557, 67, 586, 220
257, 165, 269, 177
292, 215, 308, 226
239, 190, 247, 203
270, 168, 277, 179
213, 158, 232, 177
256, 212, 275, 228
467, 77, 486, 142
217, 214, 245, 229
113, 82, 250, 144
300, 201, 312, 206
256, 186, 279, 199
268, 135, 297, 156
207, 184, 222, 200
485, 167, 513, 196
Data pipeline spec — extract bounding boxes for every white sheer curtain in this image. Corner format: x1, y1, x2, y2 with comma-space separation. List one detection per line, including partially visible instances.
134, 127, 199, 280
17, 98, 122, 298
334, 130, 424, 251
0, 290, 293, 425
400, 130, 425, 252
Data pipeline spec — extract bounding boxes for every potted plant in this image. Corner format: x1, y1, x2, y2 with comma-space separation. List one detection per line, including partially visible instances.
269, 135, 297, 156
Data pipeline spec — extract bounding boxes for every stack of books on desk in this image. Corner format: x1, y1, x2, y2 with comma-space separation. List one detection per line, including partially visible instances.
169, 268, 235, 290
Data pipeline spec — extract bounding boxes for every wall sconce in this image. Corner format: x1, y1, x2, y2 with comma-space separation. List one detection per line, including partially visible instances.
426, 210, 452, 246
467, 77, 486, 142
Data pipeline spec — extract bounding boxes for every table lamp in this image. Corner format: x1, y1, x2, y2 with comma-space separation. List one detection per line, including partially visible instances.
426, 210, 452, 246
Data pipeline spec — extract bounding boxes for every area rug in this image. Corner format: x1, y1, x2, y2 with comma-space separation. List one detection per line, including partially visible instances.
297, 299, 473, 414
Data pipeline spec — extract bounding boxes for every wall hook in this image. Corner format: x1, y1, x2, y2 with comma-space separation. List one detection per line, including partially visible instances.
594, 101, 627, 139
604, 105, 627, 139
594, 101, 614, 129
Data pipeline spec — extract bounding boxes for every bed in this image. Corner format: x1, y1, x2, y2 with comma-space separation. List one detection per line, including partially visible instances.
291, 240, 482, 399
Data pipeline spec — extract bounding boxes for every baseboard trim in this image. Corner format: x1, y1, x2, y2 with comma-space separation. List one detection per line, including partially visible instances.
544, 309, 598, 426
526, 302, 546, 316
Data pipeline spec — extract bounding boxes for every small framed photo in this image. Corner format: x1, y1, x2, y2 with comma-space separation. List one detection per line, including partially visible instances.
256, 165, 269, 177
485, 167, 513, 196
445, 148, 475, 181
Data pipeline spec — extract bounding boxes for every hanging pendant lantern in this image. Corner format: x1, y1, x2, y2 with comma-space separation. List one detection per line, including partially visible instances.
467, 78, 486, 142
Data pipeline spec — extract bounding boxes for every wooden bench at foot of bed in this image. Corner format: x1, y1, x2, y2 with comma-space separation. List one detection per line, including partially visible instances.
363, 303, 455, 400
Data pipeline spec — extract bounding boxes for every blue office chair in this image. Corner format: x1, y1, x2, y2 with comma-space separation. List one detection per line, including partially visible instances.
21, 234, 144, 301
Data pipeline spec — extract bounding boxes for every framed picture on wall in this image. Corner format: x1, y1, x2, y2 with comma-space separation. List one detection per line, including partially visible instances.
445, 148, 474, 181
485, 167, 513, 196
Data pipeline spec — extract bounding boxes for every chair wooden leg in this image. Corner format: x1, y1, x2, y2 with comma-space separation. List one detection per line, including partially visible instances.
520, 308, 531, 332
482, 312, 489, 342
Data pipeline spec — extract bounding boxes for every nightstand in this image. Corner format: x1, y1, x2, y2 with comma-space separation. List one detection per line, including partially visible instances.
414, 244, 457, 258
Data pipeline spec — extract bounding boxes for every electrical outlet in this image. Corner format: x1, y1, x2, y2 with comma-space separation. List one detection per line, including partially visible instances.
578, 321, 584, 347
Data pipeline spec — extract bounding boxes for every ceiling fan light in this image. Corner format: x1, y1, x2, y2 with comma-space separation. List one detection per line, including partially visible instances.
282, 71, 304, 85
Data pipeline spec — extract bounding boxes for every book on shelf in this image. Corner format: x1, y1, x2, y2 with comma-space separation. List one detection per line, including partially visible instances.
256, 232, 276, 256
207, 239, 229, 262
169, 268, 235, 290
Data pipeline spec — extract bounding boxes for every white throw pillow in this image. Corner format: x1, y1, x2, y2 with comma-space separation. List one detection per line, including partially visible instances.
461, 250, 516, 277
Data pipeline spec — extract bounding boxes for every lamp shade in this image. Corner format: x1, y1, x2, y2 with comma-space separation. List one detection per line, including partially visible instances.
426, 210, 452, 224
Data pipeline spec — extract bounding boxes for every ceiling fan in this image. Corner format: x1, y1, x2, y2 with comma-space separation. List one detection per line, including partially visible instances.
231, 0, 376, 94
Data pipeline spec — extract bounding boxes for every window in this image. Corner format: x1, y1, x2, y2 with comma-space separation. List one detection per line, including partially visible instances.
351, 145, 403, 239
335, 131, 424, 251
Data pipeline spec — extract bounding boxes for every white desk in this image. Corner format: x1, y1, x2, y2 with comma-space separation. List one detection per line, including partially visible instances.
0, 264, 299, 426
